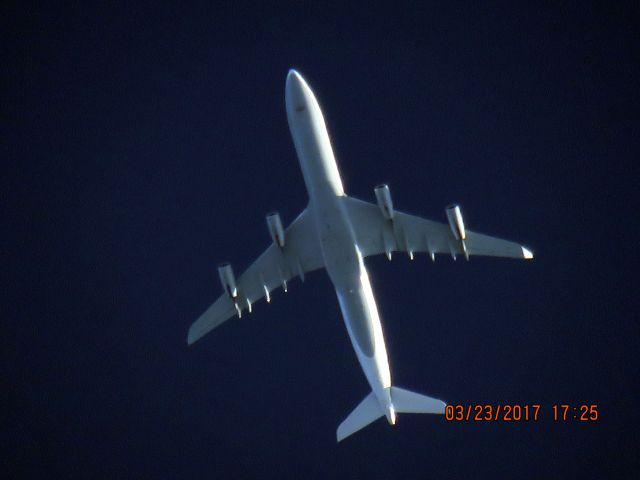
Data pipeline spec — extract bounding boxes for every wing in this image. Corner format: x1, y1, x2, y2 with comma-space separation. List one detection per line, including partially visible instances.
187, 207, 324, 345
344, 196, 533, 260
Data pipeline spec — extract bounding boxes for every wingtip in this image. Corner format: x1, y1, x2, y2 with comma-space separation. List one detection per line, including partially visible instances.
521, 246, 534, 259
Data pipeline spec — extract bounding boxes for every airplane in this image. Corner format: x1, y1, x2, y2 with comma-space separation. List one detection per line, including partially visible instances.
187, 69, 534, 441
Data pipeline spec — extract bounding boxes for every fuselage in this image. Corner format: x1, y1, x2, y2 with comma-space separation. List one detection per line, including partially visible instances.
285, 70, 395, 424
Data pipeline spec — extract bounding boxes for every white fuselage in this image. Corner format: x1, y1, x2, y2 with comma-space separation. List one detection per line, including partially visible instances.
285, 70, 395, 423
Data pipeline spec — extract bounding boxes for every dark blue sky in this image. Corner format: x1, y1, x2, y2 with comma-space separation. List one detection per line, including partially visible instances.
4, 2, 638, 478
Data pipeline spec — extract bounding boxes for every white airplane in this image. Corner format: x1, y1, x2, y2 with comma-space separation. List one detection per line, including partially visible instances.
188, 69, 533, 441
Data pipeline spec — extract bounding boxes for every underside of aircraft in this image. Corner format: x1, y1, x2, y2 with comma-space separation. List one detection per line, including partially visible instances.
188, 69, 533, 441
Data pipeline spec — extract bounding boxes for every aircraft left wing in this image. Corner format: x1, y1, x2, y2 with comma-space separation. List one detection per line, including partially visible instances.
187, 208, 324, 345
344, 196, 533, 261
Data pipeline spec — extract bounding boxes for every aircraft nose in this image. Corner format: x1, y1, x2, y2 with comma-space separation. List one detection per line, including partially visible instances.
285, 69, 308, 113
287, 68, 303, 84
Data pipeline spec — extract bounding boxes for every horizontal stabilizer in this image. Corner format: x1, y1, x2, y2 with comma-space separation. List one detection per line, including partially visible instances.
391, 386, 446, 414
337, 392, 383, 442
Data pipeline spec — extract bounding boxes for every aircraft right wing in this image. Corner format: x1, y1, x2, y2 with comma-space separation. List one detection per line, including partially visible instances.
187, 207, 325, 345
344, 196, 533, 261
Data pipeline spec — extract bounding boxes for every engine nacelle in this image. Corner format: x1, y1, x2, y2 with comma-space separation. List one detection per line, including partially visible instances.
266, 211, 285, 248
374, 184, 394, 220
218, 262, 238, 299
445, 204, 466, 240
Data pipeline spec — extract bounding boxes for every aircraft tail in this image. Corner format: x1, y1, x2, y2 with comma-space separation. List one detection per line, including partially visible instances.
336, 387, 446, 442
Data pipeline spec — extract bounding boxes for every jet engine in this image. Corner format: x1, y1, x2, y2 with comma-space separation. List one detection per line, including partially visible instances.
218, 262, 238, 299
266, 212, 285, 248
374, 184, 394, 220
445, 204, 466, 240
